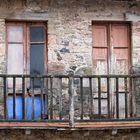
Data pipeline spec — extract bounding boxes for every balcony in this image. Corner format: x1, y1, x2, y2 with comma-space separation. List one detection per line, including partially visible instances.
0, 74, 140, 129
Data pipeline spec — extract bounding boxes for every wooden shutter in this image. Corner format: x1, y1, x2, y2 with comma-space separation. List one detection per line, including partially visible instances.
92, 24, 108, 115
111, 24, 130, 118
111, 24, 130, 75
92, 25, 108, 75
92, 23, 130, 117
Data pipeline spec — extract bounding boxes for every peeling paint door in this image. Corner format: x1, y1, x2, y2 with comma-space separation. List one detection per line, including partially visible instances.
111, 24, 130, 118
92, 23, 130, 118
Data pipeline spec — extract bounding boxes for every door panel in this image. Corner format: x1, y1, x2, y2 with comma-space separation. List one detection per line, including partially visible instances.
7, 25, 24, 89
93, 25, 107, 47
111, 24, 130, 118
92, 25, 108, 116
111, 25, 128, 47
7, 26, 23, 43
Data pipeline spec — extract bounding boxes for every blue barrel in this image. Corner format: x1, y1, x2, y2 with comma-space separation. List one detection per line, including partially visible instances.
7, 95, 46, 120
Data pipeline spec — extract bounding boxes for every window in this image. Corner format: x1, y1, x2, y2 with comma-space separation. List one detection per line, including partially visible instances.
6, 22, 47, 88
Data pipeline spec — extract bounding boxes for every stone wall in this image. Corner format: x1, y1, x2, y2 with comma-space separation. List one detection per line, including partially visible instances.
0, 0, 140, 118
0, 129, 140, 140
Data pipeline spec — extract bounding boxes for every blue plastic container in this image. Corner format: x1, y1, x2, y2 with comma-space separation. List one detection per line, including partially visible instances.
7, 95, 23, 120
7, 95, 46, 120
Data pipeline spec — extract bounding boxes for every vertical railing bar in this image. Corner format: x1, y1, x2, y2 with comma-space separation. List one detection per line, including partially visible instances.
59, 77, 62, 120
45, 77, 49, 120
50, 77, 53, 120
22, 76, 25, 120
124, 77, 128, 118
89, 77, 93, 120
3, 77, 7, 120
13, 77, 16, 119
40, 77, 43, 119
116, 77, 119, 119
130, 76, 133, 117
98, 77, 101, 118
32, 77, 34, 120
107, 77, 110, 118
80, 77, 83, 120
69, 76, 74, 127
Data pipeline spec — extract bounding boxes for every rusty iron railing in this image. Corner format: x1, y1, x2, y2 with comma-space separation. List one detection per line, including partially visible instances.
0, 74, 140, 127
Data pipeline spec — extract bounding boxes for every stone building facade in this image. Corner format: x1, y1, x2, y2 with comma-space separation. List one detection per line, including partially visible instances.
0, 0, 140, 139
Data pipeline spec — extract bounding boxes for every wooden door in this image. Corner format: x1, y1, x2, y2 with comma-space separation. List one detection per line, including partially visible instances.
92, 24, 108, 115
92, 23, 130, 118
111, 24, 130, 118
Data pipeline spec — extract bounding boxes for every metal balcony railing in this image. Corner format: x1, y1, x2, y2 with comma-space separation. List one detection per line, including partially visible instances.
0, 74, 139, 127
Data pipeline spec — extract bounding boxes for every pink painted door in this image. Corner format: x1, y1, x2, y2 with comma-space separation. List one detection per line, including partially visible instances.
111, 24, 130, 118
92, 23, 130, 118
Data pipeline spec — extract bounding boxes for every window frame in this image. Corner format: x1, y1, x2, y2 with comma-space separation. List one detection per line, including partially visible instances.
6, 21, 48, 75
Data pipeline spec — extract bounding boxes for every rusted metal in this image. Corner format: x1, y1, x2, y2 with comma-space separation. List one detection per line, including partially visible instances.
0, 74, 137, 123
32, 77, 35, 120
22, 77, 25, 120
3, 77, 7, 120
124, 77, 128, 118
59, 77, 62, 120
80, 77, 83, 120
89, 78, 93, 119
98, 77, 101, 118
116, 78, 119, 119
40, 78, 43, 119
13, 77, 16, 119
50, 77, 53, 120
69, 76, 74, 127
107, 77, 110, 118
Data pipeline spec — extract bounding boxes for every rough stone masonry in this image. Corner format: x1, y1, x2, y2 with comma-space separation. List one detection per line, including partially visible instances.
0, 0, 139, 139
0, 0, 139, 127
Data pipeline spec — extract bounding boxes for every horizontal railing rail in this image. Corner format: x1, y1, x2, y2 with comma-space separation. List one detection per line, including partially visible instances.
0, 74, 139, 127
